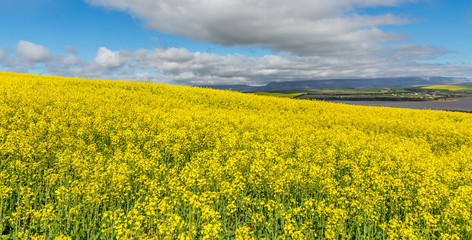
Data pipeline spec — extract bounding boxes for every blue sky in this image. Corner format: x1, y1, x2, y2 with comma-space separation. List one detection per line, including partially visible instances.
0, 0, 272, 60
0, 0, 471, 85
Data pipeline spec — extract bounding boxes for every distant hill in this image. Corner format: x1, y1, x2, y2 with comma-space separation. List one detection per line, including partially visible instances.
197, 77, 472, 92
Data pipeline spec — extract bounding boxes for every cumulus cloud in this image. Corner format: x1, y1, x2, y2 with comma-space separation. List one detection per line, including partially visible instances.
94, 47, 131, 69
62, 55, 80, 65
16, 40, 50, 62
133, 47, 472, 86
1, 41, 472, 86
86, 0, 412, 56
65, 45, 78, 54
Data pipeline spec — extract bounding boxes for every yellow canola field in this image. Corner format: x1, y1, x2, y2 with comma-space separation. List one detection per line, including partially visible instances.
1, 72, 472, 240
422, 85, 469, 91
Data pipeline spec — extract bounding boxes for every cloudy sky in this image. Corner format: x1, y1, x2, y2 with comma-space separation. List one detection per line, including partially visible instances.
1, 0, 471, 85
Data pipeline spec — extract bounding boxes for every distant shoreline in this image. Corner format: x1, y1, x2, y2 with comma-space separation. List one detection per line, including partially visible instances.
297, 95, 462, 102
429, 93, 468, 102
327, 94, 472, 112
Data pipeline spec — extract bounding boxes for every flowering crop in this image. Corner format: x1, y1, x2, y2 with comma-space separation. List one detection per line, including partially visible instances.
1, 72, 471, 239
422, 85, 472, 91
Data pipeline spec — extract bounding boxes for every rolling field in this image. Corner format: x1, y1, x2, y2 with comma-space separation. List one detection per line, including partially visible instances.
1, 72, 472, 239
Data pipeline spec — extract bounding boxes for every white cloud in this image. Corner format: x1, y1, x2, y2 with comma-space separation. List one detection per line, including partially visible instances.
86, 0, 412, 56
62, 55, 81, 65
2, 41, 472, 86
16, 40, 50, 62
133, 47, 472, 86
94, 47, 131, 69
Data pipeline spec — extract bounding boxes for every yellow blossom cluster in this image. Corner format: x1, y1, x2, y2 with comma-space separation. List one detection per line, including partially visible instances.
0, 72, 471, 239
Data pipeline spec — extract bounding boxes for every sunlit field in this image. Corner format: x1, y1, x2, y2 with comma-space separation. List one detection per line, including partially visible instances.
422, 85, 472, 92
1, 72, 471, 239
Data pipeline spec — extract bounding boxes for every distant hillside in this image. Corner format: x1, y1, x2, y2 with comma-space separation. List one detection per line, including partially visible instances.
197, 77, 472, 92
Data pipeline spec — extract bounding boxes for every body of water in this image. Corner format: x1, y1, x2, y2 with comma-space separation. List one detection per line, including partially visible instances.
328, 94, 472, 112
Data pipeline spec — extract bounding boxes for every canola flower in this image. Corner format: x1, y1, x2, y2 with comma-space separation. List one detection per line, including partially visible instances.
0, 72, 471, 239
